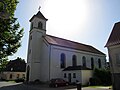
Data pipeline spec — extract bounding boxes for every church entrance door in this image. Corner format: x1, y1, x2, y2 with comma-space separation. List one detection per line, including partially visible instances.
68, 73, 71, 83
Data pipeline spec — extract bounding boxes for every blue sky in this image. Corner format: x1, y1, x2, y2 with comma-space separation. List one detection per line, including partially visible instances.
9, 0, 120, 61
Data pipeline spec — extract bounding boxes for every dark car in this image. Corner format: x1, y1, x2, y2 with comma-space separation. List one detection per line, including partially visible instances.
49, 78, 68, 87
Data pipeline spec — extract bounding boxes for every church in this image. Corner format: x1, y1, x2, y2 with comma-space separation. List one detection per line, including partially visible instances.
26, 10, 106, 85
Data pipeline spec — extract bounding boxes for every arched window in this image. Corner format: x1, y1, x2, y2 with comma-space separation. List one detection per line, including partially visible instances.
82, 56, 86, 67
98, 58, 101, 68
72, 55, 77, 66
38, 22, 43, 29
60, 53, 66, 68
91, 57, 94, 69
30, 22, 33, 30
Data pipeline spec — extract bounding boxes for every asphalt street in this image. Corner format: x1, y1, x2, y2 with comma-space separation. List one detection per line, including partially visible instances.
0, 81, 112, 90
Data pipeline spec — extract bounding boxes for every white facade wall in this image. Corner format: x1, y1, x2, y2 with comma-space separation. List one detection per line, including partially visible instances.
39, 40, 50, 82
81, 70, 93, 85
108, 44, 120, 73
27, 16, 47, 81
49, 45, 106, 81
63, 71, 81, 83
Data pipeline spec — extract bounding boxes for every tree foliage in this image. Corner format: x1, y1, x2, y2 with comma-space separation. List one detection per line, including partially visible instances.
90, 68, 112, 86
0, 57, 8, 73
0, 0, 24, 60
15, 57, 25, 62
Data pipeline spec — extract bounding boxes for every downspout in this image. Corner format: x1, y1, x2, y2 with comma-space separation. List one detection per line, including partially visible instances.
49, 45, 51, 81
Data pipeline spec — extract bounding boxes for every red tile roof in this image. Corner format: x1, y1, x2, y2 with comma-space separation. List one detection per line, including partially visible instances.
45, 35, 105, 55
30, 11, 48, 22
105, 22, 120, 47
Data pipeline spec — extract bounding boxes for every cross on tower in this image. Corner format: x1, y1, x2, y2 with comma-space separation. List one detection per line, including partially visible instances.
38, 6, 41, 11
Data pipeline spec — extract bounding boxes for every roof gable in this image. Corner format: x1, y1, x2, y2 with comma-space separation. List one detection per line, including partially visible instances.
30, 11, 48, 22
105, 22, 120, 47
44, 35, 105, 55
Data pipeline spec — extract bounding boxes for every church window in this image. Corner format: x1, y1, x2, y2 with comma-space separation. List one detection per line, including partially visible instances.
30, 22, 33, 30
91, 57, 94, 69
98, 58, 101, 68
72, 55, 77, 66
82, 56, 86, 67
38, 22, 43, 29
64, 73, 67, 78
60, 53, 66, 68
73, 73, 76, 78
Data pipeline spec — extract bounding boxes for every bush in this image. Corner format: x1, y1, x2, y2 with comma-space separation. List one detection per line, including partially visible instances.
15, 78, 24, 83
89, 77, 101, 86
90, 68, 112, 86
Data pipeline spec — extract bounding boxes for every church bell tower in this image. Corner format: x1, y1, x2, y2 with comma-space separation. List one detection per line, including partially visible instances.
26, 8, 48, 82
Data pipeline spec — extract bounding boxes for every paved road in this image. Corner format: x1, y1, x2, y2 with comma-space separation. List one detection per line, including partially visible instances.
0, 81, 112, 90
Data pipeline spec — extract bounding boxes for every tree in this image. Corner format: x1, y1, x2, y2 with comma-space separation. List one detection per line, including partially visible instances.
16, 57, 25, 62
0, 57, 8, 73
0, 0, 24, 60
92, 68, 112, 86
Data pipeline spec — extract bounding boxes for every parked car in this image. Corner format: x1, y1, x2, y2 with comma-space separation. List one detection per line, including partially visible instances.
49, 78, 68, 87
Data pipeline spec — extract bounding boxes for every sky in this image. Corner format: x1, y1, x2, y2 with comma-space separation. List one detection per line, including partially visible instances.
9, 0, 120, 61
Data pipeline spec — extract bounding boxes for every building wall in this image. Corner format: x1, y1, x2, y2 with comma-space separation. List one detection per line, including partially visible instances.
81, 70, 93, 85
27, 16, 47, 81
108, 44, 120, 73
39, 40, 50, 82
27, 36, 106, 82
49, 45, 106, 80
2, 72, 26, 80
63, 71, 81, 83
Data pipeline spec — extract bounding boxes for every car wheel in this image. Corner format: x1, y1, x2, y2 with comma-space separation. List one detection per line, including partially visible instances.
55, 84, 58, 87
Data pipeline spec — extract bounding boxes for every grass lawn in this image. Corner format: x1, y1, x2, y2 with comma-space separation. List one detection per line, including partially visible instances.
87, 85, 112, 89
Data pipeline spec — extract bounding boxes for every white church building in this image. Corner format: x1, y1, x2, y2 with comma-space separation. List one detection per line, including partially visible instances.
26, 10, 106, 85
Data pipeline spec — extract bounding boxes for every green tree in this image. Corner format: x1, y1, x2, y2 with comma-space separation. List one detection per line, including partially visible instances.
0, 0, 23, 73
0, 0, 24, 60
16, 57, 25, 62
0, 57, 8, 73
93, 68, 112, 86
